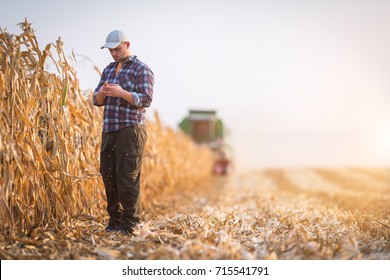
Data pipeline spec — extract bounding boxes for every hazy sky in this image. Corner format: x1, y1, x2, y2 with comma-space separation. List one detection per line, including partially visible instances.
2, 0, 390, 170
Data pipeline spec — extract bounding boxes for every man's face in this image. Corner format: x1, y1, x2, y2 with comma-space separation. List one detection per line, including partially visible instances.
109, 42, 129, 62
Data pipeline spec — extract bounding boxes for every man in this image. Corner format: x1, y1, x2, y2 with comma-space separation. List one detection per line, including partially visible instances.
93, 30, 154, 235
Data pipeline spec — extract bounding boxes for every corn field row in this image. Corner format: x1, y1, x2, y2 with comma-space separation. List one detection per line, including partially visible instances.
1, 167, 389, 259
0, 20, 214, 242
1, 21, 389, 260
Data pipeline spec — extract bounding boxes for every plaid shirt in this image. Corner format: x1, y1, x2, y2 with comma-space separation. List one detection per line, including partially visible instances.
93, 55, 154, 132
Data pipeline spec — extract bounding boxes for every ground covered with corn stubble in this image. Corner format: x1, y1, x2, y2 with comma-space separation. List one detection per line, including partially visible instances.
2, 21, 388, 261
1, 168, 389, 260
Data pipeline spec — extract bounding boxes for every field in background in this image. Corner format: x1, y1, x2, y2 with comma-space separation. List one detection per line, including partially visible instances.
1, 21, 389, 260
1, 167, 389, 260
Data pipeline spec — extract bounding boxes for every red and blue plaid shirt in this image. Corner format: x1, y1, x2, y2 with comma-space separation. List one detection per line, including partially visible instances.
93, 55, 154, 132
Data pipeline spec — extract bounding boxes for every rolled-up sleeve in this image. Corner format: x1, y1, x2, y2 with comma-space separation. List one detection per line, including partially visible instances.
93, 75, 105, 107
93, 90, 103, 106
132, 67, 154, 108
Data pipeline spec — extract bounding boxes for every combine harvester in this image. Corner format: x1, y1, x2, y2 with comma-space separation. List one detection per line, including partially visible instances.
179, 110, 233, 175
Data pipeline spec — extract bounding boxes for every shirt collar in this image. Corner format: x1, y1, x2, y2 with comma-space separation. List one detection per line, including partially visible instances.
122, 55, 137, 63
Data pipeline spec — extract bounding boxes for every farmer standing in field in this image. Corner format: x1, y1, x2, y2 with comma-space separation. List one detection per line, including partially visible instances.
93, 30, 154, 235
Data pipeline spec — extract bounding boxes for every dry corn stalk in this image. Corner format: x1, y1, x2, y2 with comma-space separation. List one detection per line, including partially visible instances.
0, 20, 214, 238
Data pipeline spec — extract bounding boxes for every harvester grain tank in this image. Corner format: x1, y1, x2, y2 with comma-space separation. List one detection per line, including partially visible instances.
179, 110, 232, 175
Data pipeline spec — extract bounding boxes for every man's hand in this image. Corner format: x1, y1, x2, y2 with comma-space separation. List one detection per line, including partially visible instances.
102, 84, 124, 98
94, 84, 107, 105
102, 83, 135, 106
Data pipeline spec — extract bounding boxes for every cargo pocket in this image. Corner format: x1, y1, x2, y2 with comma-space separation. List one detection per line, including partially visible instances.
124, 154, 142, 182
133, 126, 147, 156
